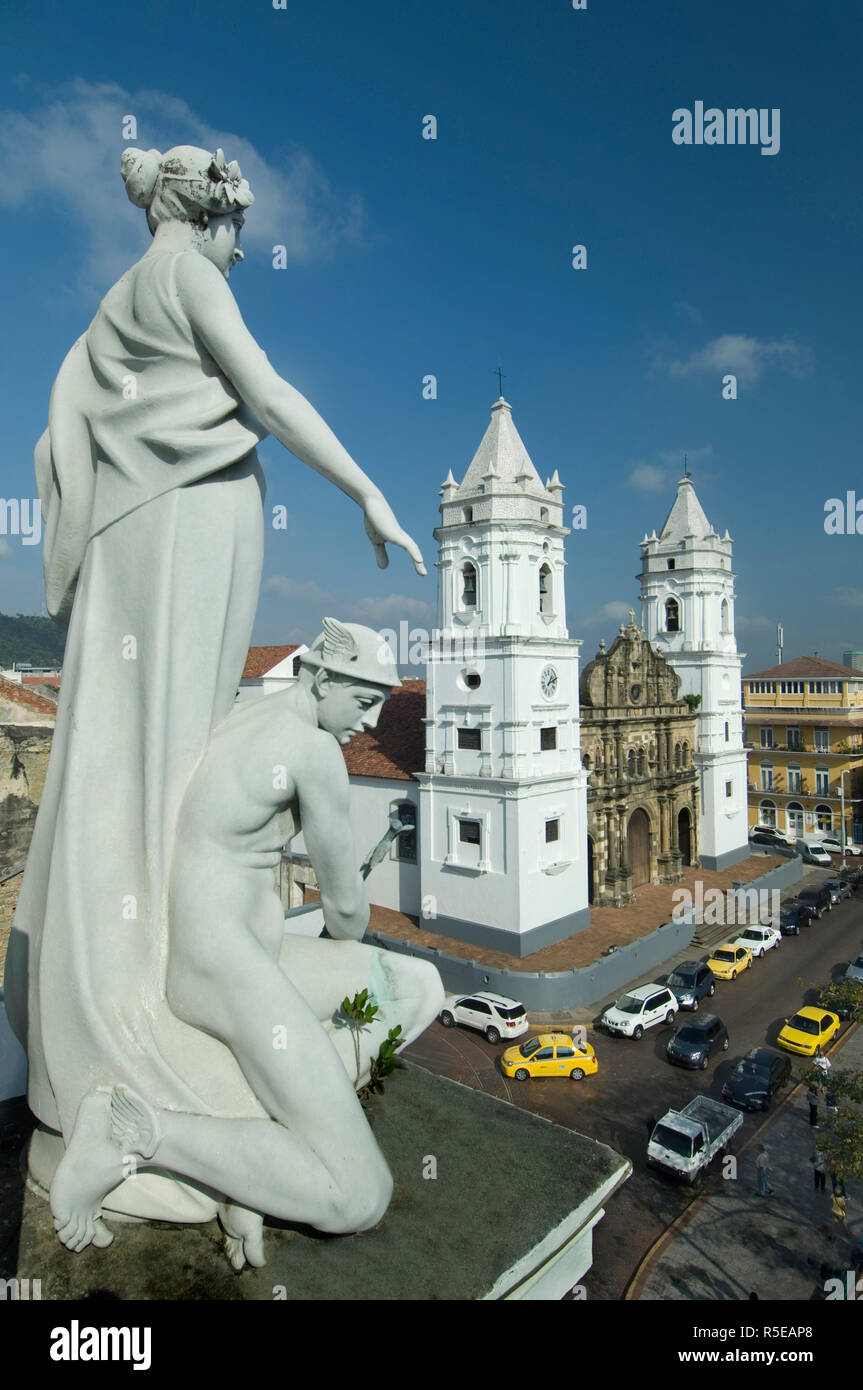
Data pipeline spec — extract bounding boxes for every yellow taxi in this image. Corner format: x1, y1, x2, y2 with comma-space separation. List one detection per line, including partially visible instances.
706, 944, 753, 980
501, 1032, 598, 1081
777, 1006, 841, 1057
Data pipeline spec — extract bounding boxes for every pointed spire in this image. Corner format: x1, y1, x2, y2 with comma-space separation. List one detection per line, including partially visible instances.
440, 469, 458, 499
458, 398, 544, 493
658, 476, 712, 542
546, 468, 563, 497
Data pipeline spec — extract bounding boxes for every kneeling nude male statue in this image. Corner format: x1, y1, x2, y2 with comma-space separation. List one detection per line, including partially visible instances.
50, 619, 443, 1269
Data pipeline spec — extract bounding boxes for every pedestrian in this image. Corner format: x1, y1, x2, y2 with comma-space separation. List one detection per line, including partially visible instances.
807, 1084, 820, 1126
830, 1171, 846, 1197
828, 1189, 848, 1239
814, 1047, 832, 1081
756, 1144, 774, 1197
812, 1148, 826, 1192
825, 1090, 838, 1118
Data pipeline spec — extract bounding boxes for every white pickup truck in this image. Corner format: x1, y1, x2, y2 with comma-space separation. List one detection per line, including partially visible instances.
647, 1096, 743, 1185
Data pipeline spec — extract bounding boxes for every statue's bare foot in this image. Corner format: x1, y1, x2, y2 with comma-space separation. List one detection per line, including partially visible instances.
218, 1202, 266, 1271
50, 1091, 119, 1254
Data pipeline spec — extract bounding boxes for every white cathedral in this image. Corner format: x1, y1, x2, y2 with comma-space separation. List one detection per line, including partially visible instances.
281, 398, 749, 961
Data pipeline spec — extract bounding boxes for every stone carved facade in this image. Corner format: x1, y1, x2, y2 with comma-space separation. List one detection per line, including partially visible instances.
580, 617, 698, 906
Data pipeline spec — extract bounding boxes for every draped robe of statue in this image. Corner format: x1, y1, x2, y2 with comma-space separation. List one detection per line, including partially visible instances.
7, 249, 285, 1216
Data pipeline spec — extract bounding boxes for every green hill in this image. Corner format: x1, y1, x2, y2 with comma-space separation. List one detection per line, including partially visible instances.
0, 612, 66, 669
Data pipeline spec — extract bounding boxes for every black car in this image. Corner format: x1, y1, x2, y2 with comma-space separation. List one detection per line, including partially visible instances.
824, 878, 853, 904
775, 899, 812, 935
665, 961, 717, 1011
722, 1047, 792, 1111
665, 1014, 729, 1070
797, 886, 832, 920
839, 865, 863, 890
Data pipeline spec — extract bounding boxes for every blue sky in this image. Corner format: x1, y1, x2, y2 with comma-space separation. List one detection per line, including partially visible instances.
1, 0, 861, 673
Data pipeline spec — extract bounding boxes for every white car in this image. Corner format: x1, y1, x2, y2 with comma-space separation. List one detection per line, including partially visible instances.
439, 991, 528, 1044
602, 984, 678, 1039
817, 836, 862, 857
733, 924, 781, 958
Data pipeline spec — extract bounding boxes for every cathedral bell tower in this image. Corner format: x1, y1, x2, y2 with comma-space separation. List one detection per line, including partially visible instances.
637, 476, 749, 871
416, 398, 589, 957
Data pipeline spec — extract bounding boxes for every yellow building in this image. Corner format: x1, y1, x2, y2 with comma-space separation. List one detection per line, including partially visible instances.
743, 657, 863, 844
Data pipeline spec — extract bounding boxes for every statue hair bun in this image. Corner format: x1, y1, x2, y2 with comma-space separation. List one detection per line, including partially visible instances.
121, 148, 162, 208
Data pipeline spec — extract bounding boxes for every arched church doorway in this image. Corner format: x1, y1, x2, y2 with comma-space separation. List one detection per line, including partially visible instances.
587, 835, 595, 904
627, 808, 651, 886
677, 808, 692, 866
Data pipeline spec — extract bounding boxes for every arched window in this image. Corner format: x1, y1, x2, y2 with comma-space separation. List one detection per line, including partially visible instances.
815, 804, 833, 832
582, 753, 591, 771
539, 563, 552, 614
461, 561, 477, 607
674, 742, 681, 769
540, 506, 549, 523
682, 742, 689, 767
636, 747, 645, 776
759, 799, 777, 828
665, 597, 680, 632
627, 748, 636, 777
720, 598, 730, 634
786, 802, 804, 837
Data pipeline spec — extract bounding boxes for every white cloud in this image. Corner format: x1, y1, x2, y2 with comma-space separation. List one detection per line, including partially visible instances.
261, 575, 434, 632
0, 79, 367, 291
581, 600, 635, 627
627, 463, 668, 493
831, 587, 863, 609
668, 334, 813, 386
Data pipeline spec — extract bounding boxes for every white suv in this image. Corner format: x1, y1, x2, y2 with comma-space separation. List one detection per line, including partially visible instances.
439, 992, 528, 1044
601, 985, 678, 1039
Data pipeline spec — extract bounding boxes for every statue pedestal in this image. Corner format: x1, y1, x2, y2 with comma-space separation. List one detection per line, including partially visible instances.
11, 1064, 629, 1301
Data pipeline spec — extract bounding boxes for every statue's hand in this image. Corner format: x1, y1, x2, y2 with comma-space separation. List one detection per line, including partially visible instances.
363, 494, 426, 575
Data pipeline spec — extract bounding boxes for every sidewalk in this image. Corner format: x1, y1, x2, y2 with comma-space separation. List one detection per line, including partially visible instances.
629, 1022, 863, 1301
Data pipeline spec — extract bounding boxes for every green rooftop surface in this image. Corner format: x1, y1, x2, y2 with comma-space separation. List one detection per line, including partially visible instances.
10, 1064, 625, 1300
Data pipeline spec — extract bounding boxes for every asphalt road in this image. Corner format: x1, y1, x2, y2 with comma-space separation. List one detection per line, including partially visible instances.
404, 883, 863, 1301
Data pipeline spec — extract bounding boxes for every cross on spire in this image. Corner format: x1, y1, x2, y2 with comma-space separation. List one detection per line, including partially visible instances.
495, 365, 506, 398
683, 453, 691, 479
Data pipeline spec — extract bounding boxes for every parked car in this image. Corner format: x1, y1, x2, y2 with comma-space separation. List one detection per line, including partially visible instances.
665, 961, 716, 1011
774, 899, 812, 935
706, 944, 754, 980
798, 842, 832, 867
824, 878, 852, 904
601, 984, 678, 1039
439, 991, 528, 1044
722, 1047, 791, 1111
666, 1014, 730, 1070
845, 954, 863, 984
501, 1033, 598, 1081
818, 836, 862, 857
839, 865, 863, 890
751, 824, 793, 843
647, 1097, 743, 1185
732, 924, 781, 958
797, 886, 832, 920
777, 1006, 841, 1057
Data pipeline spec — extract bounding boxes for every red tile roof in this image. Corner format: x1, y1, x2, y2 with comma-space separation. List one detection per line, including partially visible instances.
343, 679, 426, 782
22, 675, 60, 689
745, 656, 854, 680
242, 645, 302, 679
0, 675, 58, 719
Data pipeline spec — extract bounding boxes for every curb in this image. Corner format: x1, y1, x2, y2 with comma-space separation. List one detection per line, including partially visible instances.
623, 1018, 860, 1301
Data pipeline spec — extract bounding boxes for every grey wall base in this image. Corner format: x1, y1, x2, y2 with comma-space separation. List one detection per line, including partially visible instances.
368, 856, 803, 1012
698, 842, 751, 872
420, 905, 591, 958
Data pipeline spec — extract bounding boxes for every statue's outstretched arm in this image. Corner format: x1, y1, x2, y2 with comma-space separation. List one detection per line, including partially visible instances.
175, 253, 425, 574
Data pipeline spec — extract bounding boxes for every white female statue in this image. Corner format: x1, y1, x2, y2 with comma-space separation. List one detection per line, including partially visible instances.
5, 146, 437, 1266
